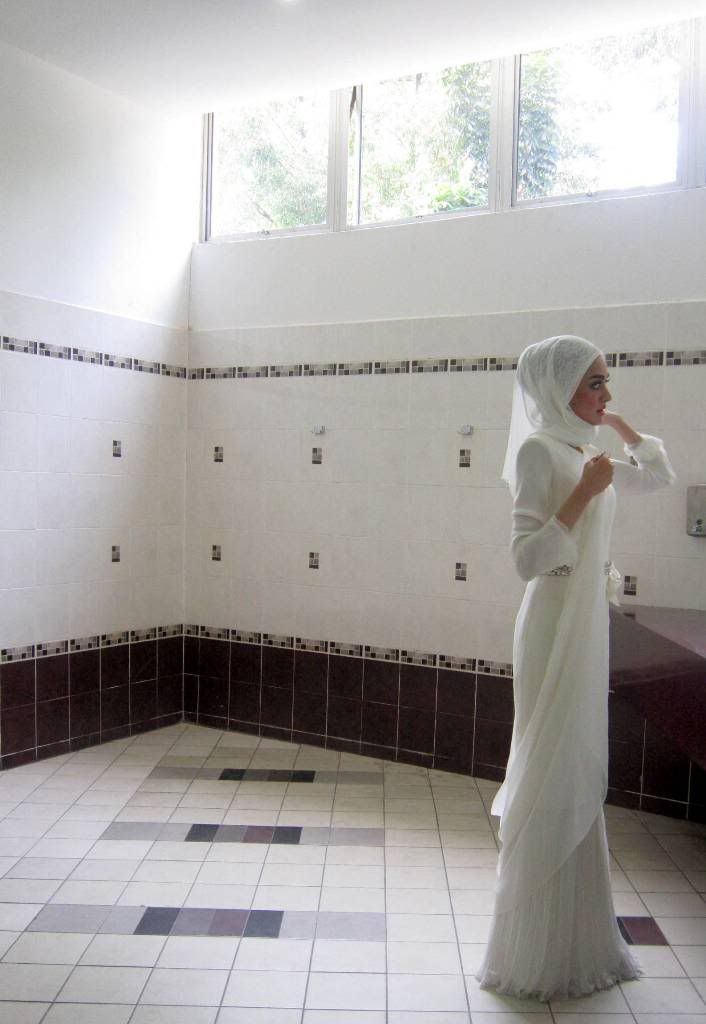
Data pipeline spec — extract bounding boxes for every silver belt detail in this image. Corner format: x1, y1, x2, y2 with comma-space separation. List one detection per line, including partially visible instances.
543, 561, 613, 577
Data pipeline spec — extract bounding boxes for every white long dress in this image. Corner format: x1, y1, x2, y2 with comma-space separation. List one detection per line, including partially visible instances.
477, 432, 675, 1001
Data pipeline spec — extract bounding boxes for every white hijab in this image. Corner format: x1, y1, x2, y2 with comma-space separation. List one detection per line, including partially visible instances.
502, 335, 603, 495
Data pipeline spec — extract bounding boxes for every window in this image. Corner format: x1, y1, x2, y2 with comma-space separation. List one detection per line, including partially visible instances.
203, 17, 705, 241
349, 62, 492, 225
209, 92, 330, 237
516, 23, 684, 201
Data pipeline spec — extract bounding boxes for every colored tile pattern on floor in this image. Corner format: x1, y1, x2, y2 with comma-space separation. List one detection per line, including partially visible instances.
0, 722, 703, 1022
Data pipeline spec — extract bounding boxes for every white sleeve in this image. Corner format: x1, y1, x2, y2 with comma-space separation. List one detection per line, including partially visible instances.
511, 438, 579, 582
611, 433, 677, 495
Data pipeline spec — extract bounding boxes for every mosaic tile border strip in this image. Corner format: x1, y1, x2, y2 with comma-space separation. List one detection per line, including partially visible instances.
3, 622, 506, 674
185, 348, 703, 380
1, 624, 184, 662
4, 335, 702, 383
1, 336, 186, 377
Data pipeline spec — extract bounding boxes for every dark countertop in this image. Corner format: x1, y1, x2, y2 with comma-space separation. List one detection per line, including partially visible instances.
610, 605, 706, 770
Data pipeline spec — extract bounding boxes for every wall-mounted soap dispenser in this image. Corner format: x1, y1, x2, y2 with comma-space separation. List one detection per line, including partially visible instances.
687, 486, 706, 536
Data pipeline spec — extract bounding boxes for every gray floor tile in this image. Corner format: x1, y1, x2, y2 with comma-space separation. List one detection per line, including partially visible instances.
330, 828, 385, 846
101, 822, 163, 841
280, 911, 319, 939
26, 904, 112, 934
315, 912, 387, 941
99, 907, 147, 935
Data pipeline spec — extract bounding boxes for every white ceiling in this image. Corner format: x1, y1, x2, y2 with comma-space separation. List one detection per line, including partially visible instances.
1, 0, 705, 115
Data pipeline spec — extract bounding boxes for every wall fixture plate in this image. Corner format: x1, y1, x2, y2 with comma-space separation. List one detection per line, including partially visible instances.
687, 485, 706, 536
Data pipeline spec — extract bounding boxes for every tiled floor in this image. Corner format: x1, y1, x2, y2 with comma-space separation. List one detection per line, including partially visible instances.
0, 723, 704, 1023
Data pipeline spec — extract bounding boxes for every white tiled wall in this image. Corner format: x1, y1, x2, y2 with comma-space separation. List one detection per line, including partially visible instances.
2, 296, 703, 658
185, 300, 706, 663
0, 295, 187, 649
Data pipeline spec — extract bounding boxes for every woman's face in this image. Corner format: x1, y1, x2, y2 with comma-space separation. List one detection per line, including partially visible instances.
569, 356, 612, 425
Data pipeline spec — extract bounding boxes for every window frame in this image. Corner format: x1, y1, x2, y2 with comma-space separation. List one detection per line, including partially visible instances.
511, 19, 696, 208
201, 17, 706, 244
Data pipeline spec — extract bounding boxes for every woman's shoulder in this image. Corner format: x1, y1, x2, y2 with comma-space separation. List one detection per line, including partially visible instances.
517, 433, 558, 462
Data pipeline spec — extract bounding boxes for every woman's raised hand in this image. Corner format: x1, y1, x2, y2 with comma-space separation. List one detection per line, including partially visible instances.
580, 453, 614, 497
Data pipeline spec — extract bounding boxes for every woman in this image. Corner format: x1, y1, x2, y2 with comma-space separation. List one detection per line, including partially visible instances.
477, 335, 675, 1001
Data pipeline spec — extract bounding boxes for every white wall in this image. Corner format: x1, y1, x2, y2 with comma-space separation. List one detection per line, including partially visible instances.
185, 303, 706, 668
190, 188, 706, 330
0, 40, 196, 651
186, 185, 706, 663
0, 38, 201, 328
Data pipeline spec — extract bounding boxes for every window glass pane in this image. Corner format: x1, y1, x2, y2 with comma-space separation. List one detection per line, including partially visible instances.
210, 93, 329, 236
517, 23, 682, 201
351, 62, 491, 225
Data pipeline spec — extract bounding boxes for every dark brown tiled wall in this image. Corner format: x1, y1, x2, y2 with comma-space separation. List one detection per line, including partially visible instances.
0, 638, 184, 769
2, 632, 703, 822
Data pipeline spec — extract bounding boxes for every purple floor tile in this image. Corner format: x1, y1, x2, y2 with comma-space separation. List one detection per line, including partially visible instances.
209, 908, 249, 936
618, 915, 669, 945
243, 826, 274, 844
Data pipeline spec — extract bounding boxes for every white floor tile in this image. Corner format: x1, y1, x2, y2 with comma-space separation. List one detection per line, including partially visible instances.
234, 938, 312, 972
56, 964, 150, 1003
41, 1004, 133, 1023
0, 961, 73, 1000
387, 914, 457, 942
387, 941, 462, 974
319, 888, 384, 913
386, 888, 452, 914
642, 892, 706, 917
549, 982, 629, 1013
311, 940, 386, 973
252, 885, 321, 911
79, 934, 165, 967
222, 969, 308, 1008
0, 1003, 50, 1023
674, 945, 706, 976
118, 881, 192, 906
50, 880, 126, 905
130, 1008, 217, 1024
306, 972, 387, 1010
157, 935, 239, 969
139, 967, 228, 1005
3, 931, 91, 965
621, 976, 706, 1013
388, 973, 468, 1012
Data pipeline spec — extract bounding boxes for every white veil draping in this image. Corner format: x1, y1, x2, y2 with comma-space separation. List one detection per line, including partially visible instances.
502, 336, 602, 496
493, 335, 614, 914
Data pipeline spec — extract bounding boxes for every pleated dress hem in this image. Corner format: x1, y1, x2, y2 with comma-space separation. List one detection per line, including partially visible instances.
477, 954, 642, 1003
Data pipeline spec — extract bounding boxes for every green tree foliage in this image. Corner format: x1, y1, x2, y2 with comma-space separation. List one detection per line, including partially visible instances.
212, 97, 328, 235
210, 22, 681, 235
